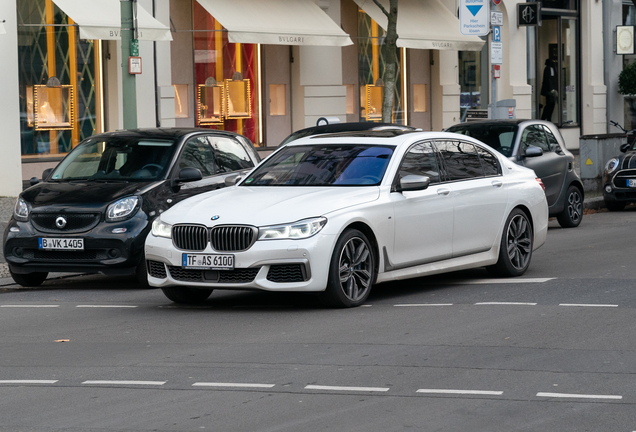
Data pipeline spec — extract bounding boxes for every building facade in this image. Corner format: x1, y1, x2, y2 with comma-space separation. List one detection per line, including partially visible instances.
0, 0, 610, 197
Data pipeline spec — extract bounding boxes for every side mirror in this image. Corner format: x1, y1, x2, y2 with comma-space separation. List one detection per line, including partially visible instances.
42, 168, 53, 180
175, 167, 203, 184
524, 146, 543, 158
620, 143, 631, 153
396, 175, 430, 192
225, 174, 243, 186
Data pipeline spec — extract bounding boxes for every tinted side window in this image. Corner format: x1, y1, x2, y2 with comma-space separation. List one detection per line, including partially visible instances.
209, 136, 254, 172
542, 125, 562, 152
436, 140, 483, 181
520, 125, 550, 153
179, 136, 218, 177
397, 142, 441, 184
475, 146, 501, 177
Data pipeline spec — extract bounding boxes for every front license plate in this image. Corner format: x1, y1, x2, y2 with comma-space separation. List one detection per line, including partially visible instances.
628, 179, 636, 188
39, 238, 84, 250
182, 253, 234, 270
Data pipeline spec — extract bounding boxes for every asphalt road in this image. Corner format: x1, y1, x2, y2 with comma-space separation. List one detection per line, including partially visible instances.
1, 208, 635, 432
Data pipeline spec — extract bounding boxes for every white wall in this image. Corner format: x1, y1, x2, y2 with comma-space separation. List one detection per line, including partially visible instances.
0, 0, 26, 197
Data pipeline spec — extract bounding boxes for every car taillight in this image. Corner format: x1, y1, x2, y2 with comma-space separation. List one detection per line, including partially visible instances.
535, 178, 545, 191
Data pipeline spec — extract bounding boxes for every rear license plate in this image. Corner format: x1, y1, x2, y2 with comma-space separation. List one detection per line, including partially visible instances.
182, 253, 234, 270
39, 238, 84, 250
628, 179, 636, 187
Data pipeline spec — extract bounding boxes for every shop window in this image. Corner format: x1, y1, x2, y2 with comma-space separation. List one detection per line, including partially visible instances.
413, 84, 427, 112
357, 11, 403, 124
174, 84, 189, 119
193, 1, 261, 145
198, 78, 224, 125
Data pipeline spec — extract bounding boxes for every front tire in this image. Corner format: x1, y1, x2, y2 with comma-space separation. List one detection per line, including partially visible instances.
10, 270, 48, 287
556, 185, 583, 228
488, 209, 533, 277
321, 229, 375, 308
161, 287, 213, 304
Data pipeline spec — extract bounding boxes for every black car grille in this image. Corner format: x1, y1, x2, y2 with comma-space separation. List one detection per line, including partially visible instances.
173, 225, 208, 251
172, 224, 257, 252
167, 266, 260, 283
621, 154, 636, 170
612, 169, 636, 189
147, 260, 167, 279
23, 249, 108, 261
266, 264, 306, 283
31, 213, 101, 233
210, 226, 257, 252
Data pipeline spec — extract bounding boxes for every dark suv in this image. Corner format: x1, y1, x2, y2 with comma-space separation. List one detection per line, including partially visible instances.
4, 128, 260, 287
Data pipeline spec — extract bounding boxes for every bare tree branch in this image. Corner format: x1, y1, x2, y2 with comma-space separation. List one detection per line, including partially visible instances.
372, 0, 390, 18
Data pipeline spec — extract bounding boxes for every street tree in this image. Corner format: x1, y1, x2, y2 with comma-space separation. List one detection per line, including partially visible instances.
372, 0, 398, 123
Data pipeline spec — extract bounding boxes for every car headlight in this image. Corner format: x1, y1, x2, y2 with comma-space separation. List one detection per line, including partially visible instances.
605, 158, 620, 174
258, 217, 327, 240
106, 196, 140, 222
14, 197, 29, 221
151, 218, 172, 239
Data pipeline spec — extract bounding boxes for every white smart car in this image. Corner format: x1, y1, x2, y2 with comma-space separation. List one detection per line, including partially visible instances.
145, 130, 548, 307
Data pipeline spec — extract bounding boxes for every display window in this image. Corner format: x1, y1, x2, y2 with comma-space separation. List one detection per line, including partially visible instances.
357, 10, 403, 124
17, 0, 103, 158
193, 1, 261, 145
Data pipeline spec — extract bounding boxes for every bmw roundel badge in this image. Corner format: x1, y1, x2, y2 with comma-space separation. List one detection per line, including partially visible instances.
211, 215, 220, 221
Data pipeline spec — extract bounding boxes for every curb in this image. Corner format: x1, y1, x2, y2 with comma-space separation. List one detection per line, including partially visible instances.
583, 196, 605, 211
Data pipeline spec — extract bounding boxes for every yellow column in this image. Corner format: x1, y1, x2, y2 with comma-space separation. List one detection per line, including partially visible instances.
45, 0, 58, 154
235, 43, 243, 135
372, 22, 379, 84
68, 17, 79, 147
215, 21, 223, 80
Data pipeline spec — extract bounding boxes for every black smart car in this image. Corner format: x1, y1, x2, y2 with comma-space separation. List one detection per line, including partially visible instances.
446, 119, 584, 228
4, 128, 260, 287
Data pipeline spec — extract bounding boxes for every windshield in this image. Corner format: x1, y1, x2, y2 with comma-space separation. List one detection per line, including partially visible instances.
446, 124, 518, 157
242, 144, 395, 186
49, 137, 178, 182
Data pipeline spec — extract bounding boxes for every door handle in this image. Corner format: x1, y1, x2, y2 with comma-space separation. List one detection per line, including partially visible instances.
437, 188, 451, 196
491, 180, 503, 188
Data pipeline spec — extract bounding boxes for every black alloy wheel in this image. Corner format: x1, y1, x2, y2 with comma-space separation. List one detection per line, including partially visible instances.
161, 287, 213, 304
488, 208, 533, 277
557, 185, 583, 228
322, 229, 375, 308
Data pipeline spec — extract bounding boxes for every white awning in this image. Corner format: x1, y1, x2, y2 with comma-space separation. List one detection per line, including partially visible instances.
354, 0, 484, 51
52, 0, 172, 41
195, 0, 353, 46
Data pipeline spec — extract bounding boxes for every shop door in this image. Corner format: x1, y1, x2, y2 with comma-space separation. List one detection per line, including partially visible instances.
263, 45, 292, 147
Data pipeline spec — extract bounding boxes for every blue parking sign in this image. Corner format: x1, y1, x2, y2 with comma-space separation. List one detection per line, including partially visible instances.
493, 26, 501, 42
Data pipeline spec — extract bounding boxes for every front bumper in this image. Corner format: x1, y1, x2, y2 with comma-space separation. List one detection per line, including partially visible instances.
4, 215, 149, 275
144, 233, 336, 292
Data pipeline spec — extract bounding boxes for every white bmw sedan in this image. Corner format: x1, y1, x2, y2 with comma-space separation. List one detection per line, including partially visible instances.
145, 130, 548, 307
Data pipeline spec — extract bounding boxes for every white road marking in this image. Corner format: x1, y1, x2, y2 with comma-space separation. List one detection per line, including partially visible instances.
537, 392, 622, 400
76, 305, 138, 308
416, 389, 503, 396
559, 304, 618, 308
394, 304, 453, 307
82, 380, 166, 386
447, 278, 555, 284
475, 302, 537, 306
193, 382, 275, 388
305, 385, 390, 392
1, 305, 59, 308
0, 380, 58, 384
